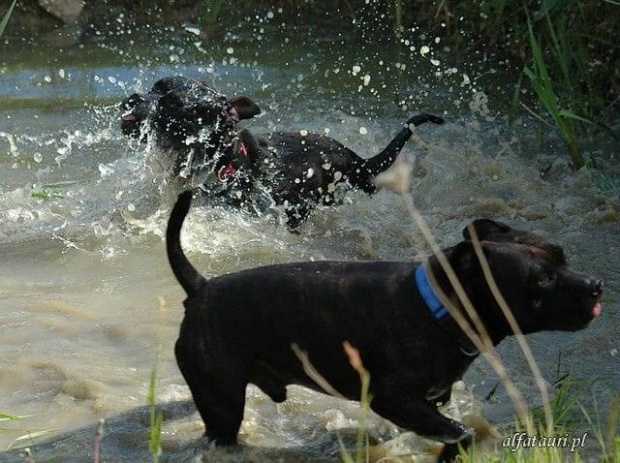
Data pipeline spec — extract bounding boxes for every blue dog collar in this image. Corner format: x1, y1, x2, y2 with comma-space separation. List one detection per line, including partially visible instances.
415, 264, 449, 320
415, 264, 479, 356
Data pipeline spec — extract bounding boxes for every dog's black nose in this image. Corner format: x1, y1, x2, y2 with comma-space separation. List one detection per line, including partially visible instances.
591, 279, 603, 297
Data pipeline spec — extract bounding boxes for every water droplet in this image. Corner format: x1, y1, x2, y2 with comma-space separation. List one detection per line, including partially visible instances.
359, 127, 368, 135
184, 26, 201, 36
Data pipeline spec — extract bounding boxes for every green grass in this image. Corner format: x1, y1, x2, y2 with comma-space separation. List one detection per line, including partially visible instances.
0, 0, 16, 37
191, 0, 617, 170
202, 0, 224, 27
1, 412, 56, 452
148, 297, 167, 463
585, 157, 620, 193
332, 358, 618, 462
521, 9, 598, 170
148, 358, 164, 463
372, 377, 618, 462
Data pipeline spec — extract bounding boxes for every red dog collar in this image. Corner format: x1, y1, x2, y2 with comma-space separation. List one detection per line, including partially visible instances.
216, 143, 248, 182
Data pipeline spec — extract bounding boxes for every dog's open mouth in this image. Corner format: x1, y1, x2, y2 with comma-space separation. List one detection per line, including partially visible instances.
121, 112, 138, 123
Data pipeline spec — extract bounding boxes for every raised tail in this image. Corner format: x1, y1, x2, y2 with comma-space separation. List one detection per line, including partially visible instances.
364, 113, 445, 178
166, 190, 207, 295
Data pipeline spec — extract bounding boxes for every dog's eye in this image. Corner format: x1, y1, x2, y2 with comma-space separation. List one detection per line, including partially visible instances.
123, 93, 144, 109
537, 272, 556, 288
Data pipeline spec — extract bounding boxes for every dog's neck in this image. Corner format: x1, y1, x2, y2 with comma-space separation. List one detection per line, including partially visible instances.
416, 263, 479, 356
426, 253, 513, 347
187, 120, 250, 182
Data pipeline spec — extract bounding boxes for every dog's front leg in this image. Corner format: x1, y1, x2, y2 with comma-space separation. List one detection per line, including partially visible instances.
371, 397, 472, 461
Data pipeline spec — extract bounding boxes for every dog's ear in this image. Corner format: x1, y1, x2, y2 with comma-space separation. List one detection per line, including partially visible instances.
449, 241, 486, 279
228, 96, 261, 120
462, 219, 511, 242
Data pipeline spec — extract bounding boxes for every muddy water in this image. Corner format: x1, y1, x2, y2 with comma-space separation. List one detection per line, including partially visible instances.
0, 21, 618, 462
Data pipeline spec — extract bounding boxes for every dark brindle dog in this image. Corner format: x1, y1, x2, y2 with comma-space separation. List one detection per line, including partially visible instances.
121, 76, 444, 228
166, 191, 603, 461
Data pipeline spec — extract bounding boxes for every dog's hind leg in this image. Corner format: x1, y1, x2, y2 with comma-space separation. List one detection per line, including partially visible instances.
175, 339, 251, 445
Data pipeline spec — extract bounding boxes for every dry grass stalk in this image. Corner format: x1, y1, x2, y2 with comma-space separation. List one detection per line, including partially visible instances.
466, 223, 554, 433
377, 158, 534, 431
400, 190, 532, 430
291, 343, 346, 399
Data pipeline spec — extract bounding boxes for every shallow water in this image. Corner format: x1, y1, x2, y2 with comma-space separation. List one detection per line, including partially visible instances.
0, 20, 619, 462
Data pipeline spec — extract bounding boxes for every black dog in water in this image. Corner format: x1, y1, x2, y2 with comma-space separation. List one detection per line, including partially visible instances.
166, 191, 603, 461
121, 76, 444, 228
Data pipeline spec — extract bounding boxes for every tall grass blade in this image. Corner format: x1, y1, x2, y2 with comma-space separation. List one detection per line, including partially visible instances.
524, 12, 585, 169
0, 413, 27, 422
148, 297, 167, 462
6, 429, 57, 450
148, 356, 164, 462
0, 0, 17, 36
393, 0, 403, 37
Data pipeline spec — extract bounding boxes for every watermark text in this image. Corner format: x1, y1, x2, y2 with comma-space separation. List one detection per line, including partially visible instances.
502, 432, 589, 452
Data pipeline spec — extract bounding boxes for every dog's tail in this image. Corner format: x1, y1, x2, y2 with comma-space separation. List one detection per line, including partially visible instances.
364, 113, 445, 178
166, 191, 207, 295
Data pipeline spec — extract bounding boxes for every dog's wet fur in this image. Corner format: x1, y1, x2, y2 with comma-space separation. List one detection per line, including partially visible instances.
121, 76, 445, 228
166, 191, 603, 461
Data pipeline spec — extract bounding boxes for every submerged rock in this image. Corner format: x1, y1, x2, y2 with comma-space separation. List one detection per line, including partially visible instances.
37, 0, 85, 45
38, 0, 84, 25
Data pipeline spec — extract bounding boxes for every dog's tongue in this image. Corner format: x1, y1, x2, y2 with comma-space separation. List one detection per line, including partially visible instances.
592, 302, 602, 318
122, 113, 138, 122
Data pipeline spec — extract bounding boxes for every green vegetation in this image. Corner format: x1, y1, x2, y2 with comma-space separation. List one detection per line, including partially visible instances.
0, 0, 16, 37
1, 412, 56, 452
148, 297, 167, 462
404, 0, 618, 170
148, 358, 164, 463
196, 0, 618, 169
458, 385, 620, 462
523, 12, 589, 169
31, 181, 82, 200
